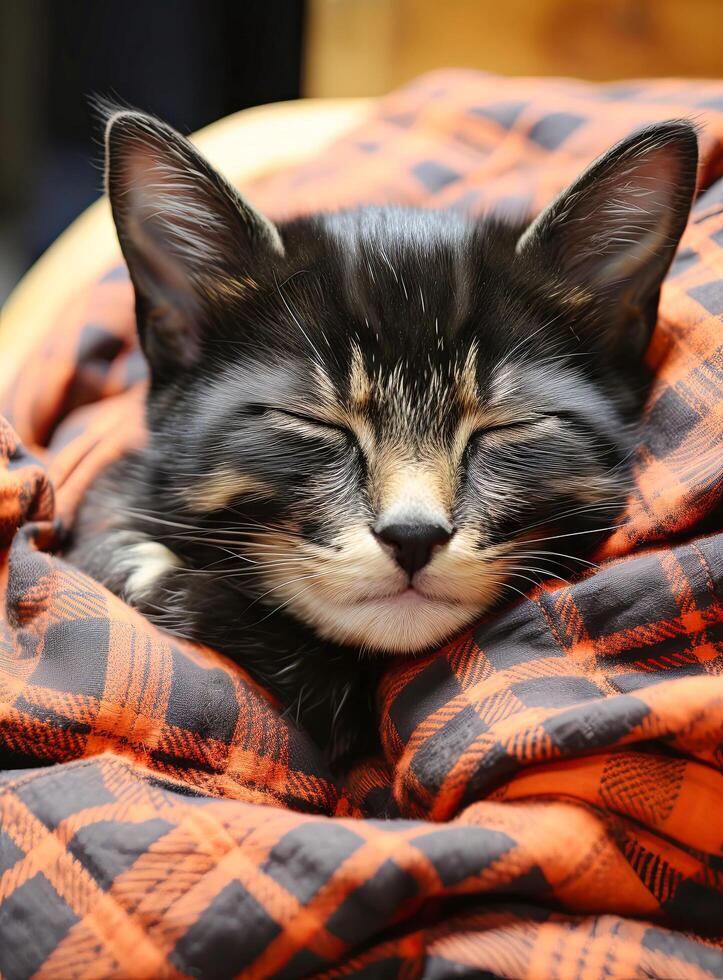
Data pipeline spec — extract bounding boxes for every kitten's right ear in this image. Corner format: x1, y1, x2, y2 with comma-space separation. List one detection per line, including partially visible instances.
516, 120, 698, 356
104, 108, 283, 381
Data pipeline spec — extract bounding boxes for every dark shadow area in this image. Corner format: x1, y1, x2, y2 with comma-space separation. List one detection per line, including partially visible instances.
0, 0, 305, 301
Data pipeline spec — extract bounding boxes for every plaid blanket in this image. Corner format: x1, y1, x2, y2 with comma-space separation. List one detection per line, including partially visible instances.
1, 71, 722, 979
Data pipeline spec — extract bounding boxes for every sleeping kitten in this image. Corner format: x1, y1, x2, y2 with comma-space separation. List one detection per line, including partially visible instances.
67, 112, 697, 761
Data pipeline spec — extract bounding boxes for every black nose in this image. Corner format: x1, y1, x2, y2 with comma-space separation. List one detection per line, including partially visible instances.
374, 520, 453, 577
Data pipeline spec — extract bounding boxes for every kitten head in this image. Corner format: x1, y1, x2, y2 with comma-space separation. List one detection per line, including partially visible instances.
105, 110, 697, 653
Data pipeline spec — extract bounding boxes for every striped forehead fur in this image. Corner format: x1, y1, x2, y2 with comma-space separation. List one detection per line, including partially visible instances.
346, 341, 480, 427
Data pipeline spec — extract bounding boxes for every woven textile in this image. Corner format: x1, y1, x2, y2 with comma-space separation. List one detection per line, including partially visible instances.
1, 72, 722, 978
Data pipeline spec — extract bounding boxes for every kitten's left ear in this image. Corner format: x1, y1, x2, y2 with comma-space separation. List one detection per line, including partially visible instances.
517, 120, 698, 353
104, 108, 284, 381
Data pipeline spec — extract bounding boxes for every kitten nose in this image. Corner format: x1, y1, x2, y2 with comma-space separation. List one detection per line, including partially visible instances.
374, 520, 453, 577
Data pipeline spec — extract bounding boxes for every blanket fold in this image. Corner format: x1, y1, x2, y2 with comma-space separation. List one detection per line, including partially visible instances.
1, 71, 722, 978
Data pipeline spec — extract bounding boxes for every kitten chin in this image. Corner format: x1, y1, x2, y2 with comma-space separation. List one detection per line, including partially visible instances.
290, 590, 488, 655
67, 109, 697, 761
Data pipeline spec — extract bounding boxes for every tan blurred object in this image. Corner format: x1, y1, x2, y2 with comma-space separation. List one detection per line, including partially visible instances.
304, 0, 723, 97
0, 98, 371, 394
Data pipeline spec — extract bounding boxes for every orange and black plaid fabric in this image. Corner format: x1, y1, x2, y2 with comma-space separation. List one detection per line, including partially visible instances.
1, 72, 722, 979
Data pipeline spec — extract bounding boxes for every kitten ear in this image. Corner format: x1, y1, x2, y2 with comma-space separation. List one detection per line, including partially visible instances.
516, 120, 698, 353
104, 109, 283, 380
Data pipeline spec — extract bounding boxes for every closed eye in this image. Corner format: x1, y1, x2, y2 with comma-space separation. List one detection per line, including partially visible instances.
472, 414, 555, 441
268, 408, 351, 439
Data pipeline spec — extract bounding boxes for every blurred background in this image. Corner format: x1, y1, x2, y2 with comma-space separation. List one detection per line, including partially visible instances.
2, 0, 722, 304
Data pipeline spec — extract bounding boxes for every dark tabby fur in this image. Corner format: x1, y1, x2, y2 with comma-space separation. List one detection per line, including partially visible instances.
67, 111, 698, 761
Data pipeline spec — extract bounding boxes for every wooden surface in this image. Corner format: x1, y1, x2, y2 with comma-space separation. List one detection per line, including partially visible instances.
304, 0, 723, 97
0, 98, 371, 393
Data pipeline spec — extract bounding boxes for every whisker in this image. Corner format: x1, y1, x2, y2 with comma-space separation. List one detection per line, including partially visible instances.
248, 579, 325, 627
512, 549, 600, 569
516, 523, 627, 546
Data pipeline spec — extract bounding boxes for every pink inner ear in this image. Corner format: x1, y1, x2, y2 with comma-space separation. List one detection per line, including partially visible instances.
118, 134, 231, 276
120, 142, 205, 365
592, 153, 679, 286
123, 141, 160, 189
515, 127, 694, 299
126, 207, 202, 313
